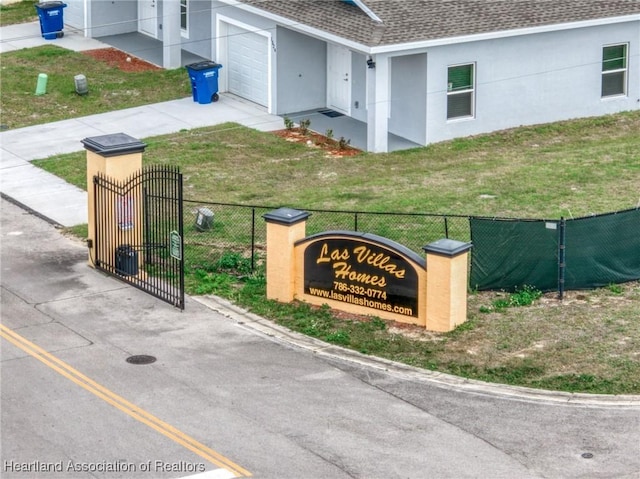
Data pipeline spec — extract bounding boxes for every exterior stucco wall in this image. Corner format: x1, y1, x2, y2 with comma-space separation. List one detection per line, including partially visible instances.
276, 27, 326, 114
181, 0, 212, 58
390, 53, 428, 145
90, 0, 137, 37
424, 21, 639, 145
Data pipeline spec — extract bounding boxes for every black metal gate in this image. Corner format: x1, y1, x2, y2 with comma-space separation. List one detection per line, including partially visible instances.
93, 165, 184, 309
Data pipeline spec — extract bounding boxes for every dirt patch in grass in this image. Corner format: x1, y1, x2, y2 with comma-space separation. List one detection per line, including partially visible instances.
82, 48, 161, 73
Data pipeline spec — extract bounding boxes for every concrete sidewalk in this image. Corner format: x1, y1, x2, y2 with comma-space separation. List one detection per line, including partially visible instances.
0, 22, 283, 227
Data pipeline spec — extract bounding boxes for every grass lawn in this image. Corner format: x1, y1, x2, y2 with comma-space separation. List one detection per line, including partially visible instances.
33, 112, 640, 219
0, 0, 38, 27
0, 46, 190, 129
4, 33, 640, 394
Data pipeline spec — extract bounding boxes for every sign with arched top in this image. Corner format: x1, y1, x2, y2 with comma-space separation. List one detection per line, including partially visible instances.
299, 232, 424, 319
263, 207, 472, 332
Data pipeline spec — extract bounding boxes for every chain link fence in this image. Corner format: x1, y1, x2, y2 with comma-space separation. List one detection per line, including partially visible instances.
181, 198, 639, 296
181, 199, 469, 273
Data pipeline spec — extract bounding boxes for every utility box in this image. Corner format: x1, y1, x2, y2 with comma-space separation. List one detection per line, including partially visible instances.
74, 74, 88, 95
35, 2, 67, 40
195, 208, 214, 231
186, 61, 222, 104
115, 244, 139, 276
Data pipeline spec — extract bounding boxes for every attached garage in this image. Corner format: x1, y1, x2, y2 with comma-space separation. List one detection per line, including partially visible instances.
223, 22, 270, 108
62, 0, 86, 31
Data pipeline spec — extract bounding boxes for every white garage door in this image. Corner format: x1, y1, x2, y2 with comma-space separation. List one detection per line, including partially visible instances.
62, 0, 85, 30
226, 24, 269, 107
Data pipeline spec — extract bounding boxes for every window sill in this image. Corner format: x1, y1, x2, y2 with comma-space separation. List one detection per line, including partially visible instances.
601, 94, 627, 101
446, 115, 475, 123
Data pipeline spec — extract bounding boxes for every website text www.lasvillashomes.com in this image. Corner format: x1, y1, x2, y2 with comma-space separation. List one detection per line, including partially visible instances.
308, 284, 413, 316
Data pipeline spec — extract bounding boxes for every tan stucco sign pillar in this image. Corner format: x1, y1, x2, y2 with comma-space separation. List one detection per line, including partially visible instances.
82, 133, 146, 268
263, 207, 311, 302
423, 239, 473, 332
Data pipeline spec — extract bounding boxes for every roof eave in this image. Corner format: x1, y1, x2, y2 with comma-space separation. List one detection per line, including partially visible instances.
217, 0, 372, 52
217, 2, 639, 56
370, 13, 640, 54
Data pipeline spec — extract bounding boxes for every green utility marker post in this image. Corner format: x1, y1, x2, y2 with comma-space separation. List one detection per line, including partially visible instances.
35, 73, 48, 95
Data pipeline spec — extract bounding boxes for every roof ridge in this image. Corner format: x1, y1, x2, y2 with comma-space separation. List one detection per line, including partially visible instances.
346, 0, 384, 24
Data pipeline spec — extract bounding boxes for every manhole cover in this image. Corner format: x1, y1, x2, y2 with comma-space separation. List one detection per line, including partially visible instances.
126, 355, 156, 365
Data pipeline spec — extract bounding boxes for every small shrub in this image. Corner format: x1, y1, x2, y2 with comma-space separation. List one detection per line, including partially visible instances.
283, 116, 294, 130
299, 119, 311, 135
325, 129, 334, 140
338, 137, 351, 150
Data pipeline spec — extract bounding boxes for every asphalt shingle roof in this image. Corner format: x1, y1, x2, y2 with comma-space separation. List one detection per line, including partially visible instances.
236, 0, 640, 47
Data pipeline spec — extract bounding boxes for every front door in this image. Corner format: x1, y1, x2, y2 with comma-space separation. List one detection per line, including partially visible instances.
327, 44, 351, 114
138, 0, 157, 38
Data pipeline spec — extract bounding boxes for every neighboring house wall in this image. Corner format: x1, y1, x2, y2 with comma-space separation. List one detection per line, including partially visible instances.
276, 28, 326, 114
63, 0, 85, 32
424, 21, 639, 145
182, 0, 212, 58
390, 53, 428, 145
90, 0, 137, 37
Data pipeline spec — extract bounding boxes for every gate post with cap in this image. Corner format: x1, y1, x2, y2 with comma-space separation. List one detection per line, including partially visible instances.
423, 239, 473, 332
82, 133, 146, 268
263, 208, 311, 302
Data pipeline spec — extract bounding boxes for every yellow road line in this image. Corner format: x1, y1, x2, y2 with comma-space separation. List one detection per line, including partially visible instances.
0, 324, 251, 478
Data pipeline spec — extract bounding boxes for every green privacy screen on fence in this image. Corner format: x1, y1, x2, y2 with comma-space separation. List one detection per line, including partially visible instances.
469, 218, 559, 291
470, 208, 640, 292
565, 209, 640, 289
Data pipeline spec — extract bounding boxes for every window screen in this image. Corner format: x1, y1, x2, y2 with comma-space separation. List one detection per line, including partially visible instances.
447, 64, 474, 119
602, 44, 627, 97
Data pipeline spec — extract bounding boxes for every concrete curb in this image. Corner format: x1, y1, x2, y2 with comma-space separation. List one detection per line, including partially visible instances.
192, 295, 640, 409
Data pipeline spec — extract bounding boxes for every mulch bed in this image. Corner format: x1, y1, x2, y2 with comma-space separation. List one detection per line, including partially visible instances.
273, 128, 360, 157
82, 48, 161, 72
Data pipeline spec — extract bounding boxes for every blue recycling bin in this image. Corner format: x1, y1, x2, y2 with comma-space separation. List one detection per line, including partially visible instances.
186, 61, 222, 105
35, 2, 67, 40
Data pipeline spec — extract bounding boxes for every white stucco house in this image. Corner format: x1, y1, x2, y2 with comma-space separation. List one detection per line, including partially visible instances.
64, 0, 640, 152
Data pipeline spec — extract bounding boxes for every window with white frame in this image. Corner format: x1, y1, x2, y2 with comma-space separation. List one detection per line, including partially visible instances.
447, 63, 475, 119
602, 44, 627, 97
180, 0, 189, 36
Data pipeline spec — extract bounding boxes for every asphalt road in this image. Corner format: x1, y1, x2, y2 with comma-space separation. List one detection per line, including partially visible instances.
1, 198, 639, 479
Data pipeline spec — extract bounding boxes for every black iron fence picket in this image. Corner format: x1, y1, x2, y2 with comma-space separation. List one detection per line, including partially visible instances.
94, 166, 184, 309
